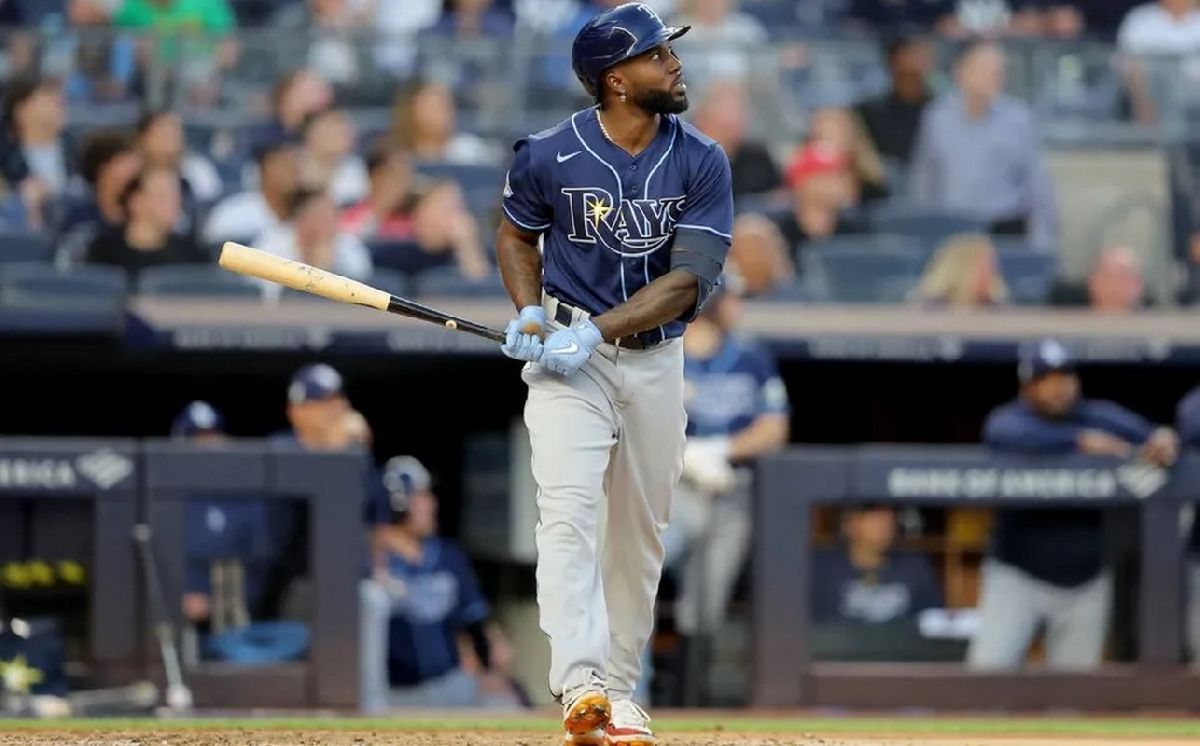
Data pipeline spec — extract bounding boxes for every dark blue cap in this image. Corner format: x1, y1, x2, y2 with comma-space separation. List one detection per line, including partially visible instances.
288, 363, 344, 404
171, 401, 224, 437
1019, 339, 1076, 383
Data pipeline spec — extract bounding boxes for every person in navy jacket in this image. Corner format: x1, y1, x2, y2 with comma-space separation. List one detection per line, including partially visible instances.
1175, 386, 1200, 663
968, 339, 1178, 670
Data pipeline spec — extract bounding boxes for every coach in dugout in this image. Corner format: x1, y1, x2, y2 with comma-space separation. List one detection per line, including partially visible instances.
1175, 387, 1200, 663
358, 456, 524, 711
969, 339, 1178, 670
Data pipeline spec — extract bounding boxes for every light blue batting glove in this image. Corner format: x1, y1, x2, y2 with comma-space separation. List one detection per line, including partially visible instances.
501, 305, 545, 362
540, 319, 604, 377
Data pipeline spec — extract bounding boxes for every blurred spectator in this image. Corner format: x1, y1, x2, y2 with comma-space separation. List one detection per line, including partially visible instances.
84, 165, 208, 278
969, 339, 1178, 670
1117, 0, 1200, 124
1175, 386, 1200, 663
727, 214, 794, 297
276, 0, 374, 86
257, 68, 334, 143
0, 75, 67, 230
673, 0, 768, 84
1049, 245, 1147, 311
137, 109, 223, 205
204, 136, 298, 244
1118, 0, 1200, 53
797, 107, 888, 204
908, 39, 1059, 251
844, 0, 959, 34
52, 0, 138, 104
373, 0, 440, 77
909, 232, 1009, 308
299, 107, 368, 206
339, 144, 417, 240
855, 36, 933, 167
693, 80, 780, 199
1009, 1, 1086, 38
667, 276, 789, 640
254, 188, 373, 296
811, 505, 942, 624
55, 128, 142, 261
390, 80, 498, 166
340, 144, 490, 280
432, 0, 514, 40
359, 455, 524, 710
114, 0, 238, 104
2, 76, 68, 197
777, 146, 862, 265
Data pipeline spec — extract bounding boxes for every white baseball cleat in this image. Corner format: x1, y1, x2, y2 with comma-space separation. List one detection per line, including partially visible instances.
562, 688, 611, 738
604, 699, 658, 745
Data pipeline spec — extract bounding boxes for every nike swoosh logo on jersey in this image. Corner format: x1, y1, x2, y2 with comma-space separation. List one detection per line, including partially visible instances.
550, 342, 580, 355
556, 151, 582, 163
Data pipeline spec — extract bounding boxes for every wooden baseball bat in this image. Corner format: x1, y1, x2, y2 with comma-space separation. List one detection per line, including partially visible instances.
217, 241, 507, 343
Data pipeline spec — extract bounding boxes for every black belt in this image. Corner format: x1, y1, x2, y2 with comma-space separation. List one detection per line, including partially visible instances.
552, 301, 654, 350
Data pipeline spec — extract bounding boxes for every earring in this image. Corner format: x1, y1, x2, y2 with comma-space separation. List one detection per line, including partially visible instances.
620, 92, 627, 102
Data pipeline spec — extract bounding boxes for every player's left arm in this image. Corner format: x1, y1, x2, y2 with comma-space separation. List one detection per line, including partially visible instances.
591, 143, 733, 342
729, 348, 790, 461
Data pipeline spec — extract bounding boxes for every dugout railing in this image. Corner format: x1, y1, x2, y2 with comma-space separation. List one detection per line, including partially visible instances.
752, 446, 1200, 710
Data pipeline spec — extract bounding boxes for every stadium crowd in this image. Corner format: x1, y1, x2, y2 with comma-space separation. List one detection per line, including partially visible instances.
0, 1, 1197, 307
6, 0, 1200, 713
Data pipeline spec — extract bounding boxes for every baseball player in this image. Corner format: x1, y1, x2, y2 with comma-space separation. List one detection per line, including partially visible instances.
496, 4, 733, 744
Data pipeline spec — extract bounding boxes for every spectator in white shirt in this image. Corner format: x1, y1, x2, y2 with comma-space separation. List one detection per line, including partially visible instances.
389, 80, 498, 166
254, 187, 372, 299
299, 107, 369, 206
1119, 0, 1200, 54
1117, 1, 1200, 123
673, 0, 768, 84
203, 137, 299, 245
374, 0, 440, 77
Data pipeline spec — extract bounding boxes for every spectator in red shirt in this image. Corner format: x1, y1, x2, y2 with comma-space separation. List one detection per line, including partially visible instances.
339, 145, 418, 240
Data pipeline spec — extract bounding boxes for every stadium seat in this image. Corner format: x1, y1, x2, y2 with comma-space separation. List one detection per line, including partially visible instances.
137, 265, 264, 298
0, 230, 52, 264
805, 238, 925, 303
367, 239, 455, 277
414, 266, 507, 299
994, 243, 1058, 305
868, 204, 988, 253
0, 263, 127, 306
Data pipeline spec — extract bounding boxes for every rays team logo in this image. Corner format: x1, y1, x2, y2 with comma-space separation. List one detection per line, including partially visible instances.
561, 187, 686, 258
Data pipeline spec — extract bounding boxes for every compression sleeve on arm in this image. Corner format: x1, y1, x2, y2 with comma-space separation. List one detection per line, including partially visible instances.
671, 143, 734, 320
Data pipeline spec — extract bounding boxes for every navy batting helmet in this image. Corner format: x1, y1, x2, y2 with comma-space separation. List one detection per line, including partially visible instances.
572, 3, 690, 98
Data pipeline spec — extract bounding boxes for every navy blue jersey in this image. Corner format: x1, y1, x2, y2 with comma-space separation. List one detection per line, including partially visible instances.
380, 538, 490, 686
1177, 386, 1200, 553
683, 334, 789, 437
503, 107, 734, 344
811, 547, 942, 624
983, 397, 1156, 587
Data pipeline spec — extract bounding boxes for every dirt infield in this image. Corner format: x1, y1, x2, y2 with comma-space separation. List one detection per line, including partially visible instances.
3, 731, 1196, 746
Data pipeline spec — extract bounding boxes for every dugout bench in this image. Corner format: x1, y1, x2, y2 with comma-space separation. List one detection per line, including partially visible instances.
141, 440, 365, 709
752, 446, 1200, 710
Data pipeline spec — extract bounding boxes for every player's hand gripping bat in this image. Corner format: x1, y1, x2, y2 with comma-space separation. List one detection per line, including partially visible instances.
218, 241, 509, 343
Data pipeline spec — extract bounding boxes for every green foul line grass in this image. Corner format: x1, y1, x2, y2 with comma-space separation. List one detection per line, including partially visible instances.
2, 717, 1199, 737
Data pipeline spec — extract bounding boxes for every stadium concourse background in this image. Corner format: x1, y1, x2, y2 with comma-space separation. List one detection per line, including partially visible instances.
6, 0, 1200, 722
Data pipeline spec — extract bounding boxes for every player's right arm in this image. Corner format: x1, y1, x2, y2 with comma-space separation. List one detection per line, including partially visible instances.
497, 140, 551, 360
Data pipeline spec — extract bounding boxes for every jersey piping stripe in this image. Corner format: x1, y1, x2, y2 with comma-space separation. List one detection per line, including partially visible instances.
570, 109, 628, 302
502, 203, 551, 232
643, 118, 677, 344
677, 223, 732, 240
